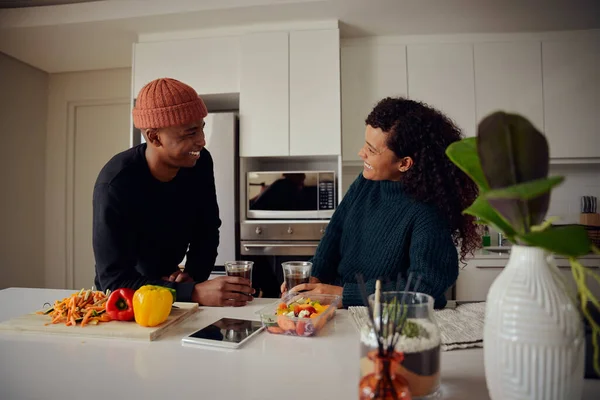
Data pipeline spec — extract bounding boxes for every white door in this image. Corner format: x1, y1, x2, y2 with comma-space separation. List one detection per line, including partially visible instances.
73, 102, 130, 289
407, 43, 476, 137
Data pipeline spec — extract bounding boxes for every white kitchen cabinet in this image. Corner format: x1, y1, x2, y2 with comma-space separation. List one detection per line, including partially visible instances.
240, 29, 342, 157
455, 256, 600, 302
133, 36, 240, 95
290, 30, 341, 156
474, 41, 544, 132
407, 43, 476, 137
542, 35, 600, 159
239, 32, 290, 157
455, 259, 505, 301
341, 43, 407, 162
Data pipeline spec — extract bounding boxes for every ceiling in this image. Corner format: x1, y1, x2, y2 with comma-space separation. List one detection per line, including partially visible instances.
0, 0, 598, 73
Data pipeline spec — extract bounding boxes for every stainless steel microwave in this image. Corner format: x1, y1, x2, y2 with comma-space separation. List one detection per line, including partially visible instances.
246, 171, 336, 219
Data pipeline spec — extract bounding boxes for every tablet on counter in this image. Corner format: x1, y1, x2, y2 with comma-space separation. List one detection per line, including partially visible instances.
181, 317, 264, 349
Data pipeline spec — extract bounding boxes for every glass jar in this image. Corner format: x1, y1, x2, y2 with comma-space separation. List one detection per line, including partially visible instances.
360, 292, 442, 400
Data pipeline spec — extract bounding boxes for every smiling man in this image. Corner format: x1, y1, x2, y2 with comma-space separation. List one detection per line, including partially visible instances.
92, 78, 254, 307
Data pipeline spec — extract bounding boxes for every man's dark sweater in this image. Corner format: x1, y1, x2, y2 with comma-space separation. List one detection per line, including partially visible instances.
92, 144, 221, 302
311, 174, 458, 309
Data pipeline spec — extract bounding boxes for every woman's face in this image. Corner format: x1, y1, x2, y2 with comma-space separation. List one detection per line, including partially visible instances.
358, 124, 404, 181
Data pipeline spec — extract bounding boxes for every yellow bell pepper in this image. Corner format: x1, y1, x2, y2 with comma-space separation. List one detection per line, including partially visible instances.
133, 285, 175, 327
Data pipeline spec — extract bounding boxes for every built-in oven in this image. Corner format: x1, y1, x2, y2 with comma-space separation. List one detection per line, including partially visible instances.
239, 221, 328, 298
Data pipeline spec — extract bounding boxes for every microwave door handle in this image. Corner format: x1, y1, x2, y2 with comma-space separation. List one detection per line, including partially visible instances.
243, 243, 318, 251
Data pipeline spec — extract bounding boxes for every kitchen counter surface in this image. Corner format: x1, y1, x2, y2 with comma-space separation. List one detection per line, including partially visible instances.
1, 287, 598, 400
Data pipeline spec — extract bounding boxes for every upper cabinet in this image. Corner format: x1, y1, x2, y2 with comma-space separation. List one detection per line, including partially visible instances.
133, 36, 240, 95
289, 30, 341, 156
474, 41, 544, 132
542, 35, 600, 159
407, 43, 476, 137
239, 32, 290, 157
240, 29, 341, 157
341, 43, 407, 162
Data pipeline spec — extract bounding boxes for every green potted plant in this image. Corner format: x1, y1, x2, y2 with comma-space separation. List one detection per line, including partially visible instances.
445, 111, 600, 400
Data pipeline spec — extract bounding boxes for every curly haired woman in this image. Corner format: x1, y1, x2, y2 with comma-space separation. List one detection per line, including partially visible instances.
284, 97, 480, 309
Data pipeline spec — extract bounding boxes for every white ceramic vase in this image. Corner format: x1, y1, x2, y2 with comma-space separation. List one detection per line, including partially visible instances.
484, 245, 585, 400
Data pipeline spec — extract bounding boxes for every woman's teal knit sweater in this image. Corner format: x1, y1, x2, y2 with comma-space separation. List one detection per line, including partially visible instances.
311, 174, 458, 309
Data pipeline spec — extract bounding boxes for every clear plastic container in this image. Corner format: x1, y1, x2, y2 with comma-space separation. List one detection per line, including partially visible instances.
257, 291, 341, 337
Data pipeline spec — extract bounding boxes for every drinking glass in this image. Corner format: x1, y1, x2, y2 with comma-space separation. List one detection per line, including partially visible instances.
225, 261, 253, 285
282, 261, 312, 291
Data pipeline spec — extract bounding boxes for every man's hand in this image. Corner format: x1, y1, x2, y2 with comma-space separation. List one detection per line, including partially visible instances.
280, 276, 321, 295
191, 276, 255, 307
162, 270, 194, 283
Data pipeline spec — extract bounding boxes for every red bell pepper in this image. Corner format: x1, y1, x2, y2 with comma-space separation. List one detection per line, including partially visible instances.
106, 288, 135, 321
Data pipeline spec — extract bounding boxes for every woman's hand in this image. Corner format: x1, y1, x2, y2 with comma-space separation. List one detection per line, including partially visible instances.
280, 276, 321, 295
288, 283, 344, 308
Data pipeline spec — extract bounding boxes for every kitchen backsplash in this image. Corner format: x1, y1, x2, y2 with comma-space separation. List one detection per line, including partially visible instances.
547, 164, 600, 224
342, 163, 600, 226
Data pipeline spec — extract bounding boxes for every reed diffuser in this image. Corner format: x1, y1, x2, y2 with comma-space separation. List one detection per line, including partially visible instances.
357, 273, 422, 400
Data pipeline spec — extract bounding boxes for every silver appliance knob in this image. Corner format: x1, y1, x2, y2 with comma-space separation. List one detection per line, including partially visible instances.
255, 227, 262, 235
287, 227, 293, 234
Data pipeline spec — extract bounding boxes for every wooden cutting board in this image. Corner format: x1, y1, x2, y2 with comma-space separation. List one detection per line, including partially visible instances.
0, 302, 197, 341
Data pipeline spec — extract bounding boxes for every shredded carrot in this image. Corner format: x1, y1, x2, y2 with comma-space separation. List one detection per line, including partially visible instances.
39, 289, 110, 327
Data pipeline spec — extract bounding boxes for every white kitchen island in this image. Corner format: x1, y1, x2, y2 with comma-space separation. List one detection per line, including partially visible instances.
1, 288, 598, 400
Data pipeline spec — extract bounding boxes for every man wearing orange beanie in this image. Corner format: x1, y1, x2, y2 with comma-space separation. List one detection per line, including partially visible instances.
92, 78, 254, 307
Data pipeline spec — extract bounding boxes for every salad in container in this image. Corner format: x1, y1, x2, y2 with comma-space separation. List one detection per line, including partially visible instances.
257, 292, 341, 337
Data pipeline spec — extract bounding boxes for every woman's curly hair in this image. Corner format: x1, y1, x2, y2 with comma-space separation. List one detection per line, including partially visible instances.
366, 97, 480, 261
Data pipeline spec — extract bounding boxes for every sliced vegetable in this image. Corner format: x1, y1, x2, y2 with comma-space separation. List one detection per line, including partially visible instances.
37, 288, 110, 327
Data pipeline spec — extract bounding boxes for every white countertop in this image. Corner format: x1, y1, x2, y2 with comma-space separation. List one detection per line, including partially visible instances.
1, 288, 598, 400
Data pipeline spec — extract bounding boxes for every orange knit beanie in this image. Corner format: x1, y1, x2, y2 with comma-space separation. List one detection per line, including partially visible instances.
132, 78, 208, 129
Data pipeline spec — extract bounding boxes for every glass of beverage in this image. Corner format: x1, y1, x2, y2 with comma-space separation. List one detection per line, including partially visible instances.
282, 261, 312, 292
225, 261, 253, 286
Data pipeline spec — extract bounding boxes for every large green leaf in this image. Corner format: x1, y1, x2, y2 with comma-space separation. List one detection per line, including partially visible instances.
463, 197, 517, 239
477, 112, 549, 188
445, 137, 490, 192
477, 112, 551, 231
483, 176, 564, 200
521, 226, 591, 257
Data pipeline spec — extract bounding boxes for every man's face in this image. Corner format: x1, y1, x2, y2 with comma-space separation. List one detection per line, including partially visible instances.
147, 119, 206, 168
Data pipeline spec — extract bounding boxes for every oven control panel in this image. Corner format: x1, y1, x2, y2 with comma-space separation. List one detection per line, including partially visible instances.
240, 222, 328, 241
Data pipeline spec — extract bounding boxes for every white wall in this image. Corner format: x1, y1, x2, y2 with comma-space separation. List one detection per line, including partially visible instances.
45, 68, 132, 289
0, 52, 48, 289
